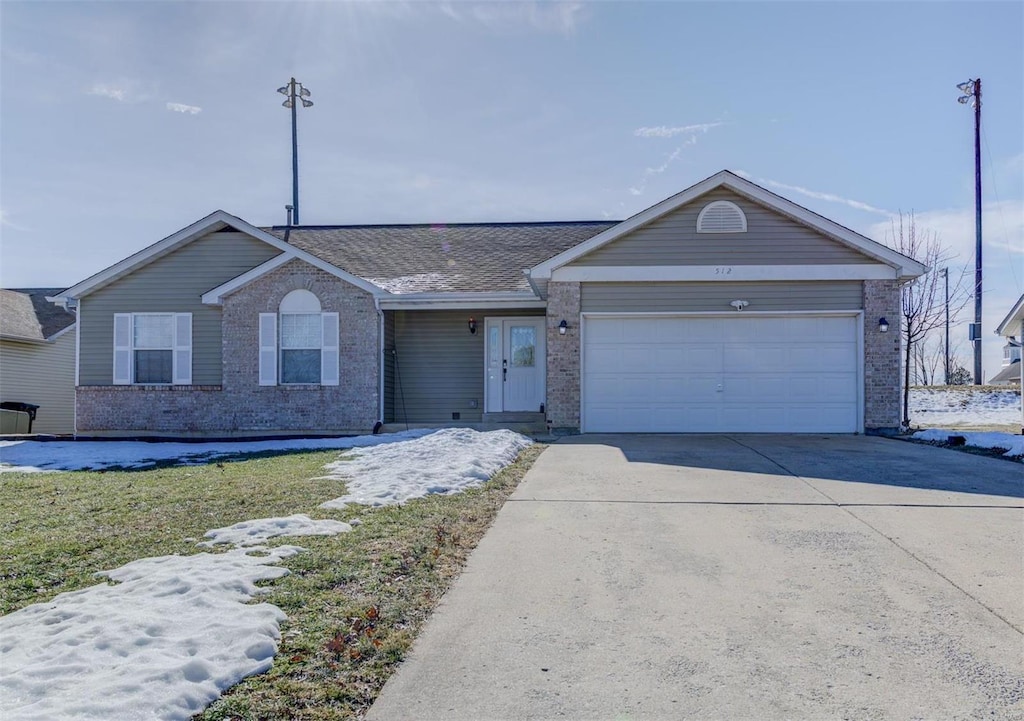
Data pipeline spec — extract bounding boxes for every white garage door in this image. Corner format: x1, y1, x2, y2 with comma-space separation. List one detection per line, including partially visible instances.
582, 315, 860, 433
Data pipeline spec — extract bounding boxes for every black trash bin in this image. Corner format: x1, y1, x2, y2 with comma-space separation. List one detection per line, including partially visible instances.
0, 402, 40, 433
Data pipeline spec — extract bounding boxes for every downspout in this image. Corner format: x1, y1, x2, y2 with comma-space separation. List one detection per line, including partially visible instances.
375, 296, 385, 428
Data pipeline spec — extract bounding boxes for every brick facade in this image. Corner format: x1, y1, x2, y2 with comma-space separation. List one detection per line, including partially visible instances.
545, 281, 581, 432
863, 279, 902, 431
77, 259, 380, 435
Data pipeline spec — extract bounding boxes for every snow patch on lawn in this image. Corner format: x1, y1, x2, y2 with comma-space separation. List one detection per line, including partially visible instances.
909, 387, 1020, 427
0, 429, 533, 720
912, 429, 1024, 460
198, 514, 352, 548
0, 545, 302, 721
0, 430, 434, 473
320, 427, 532, 509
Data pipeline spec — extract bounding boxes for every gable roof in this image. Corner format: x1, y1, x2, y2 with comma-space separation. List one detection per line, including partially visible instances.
529, 170, 928, 280
265, 222, 616, 294
53, 210, 385, 304
1, 288, 76, 343
996, 293, 1024, 337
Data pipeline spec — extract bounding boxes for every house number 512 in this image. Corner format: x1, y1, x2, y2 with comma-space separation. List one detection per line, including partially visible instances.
714, 267, 733, 275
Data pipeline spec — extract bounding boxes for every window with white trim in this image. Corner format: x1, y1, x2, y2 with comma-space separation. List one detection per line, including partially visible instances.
697, 200, 747, 233
113, 313, 192, 385
259, 290, 339, 386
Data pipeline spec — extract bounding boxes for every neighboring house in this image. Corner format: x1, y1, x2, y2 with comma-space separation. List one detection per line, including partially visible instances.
995, 294, 1024, 432
51, 170, 925, 437
988, 339, 1021, 385
0, 288, 78, 434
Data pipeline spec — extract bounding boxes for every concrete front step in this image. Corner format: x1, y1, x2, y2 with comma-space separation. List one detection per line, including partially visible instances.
380, 420, 549, 436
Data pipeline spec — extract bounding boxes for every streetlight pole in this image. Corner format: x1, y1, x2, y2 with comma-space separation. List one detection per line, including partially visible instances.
277, 78, 314, 226
957, 78, 982, 384
942, 267, 949, 385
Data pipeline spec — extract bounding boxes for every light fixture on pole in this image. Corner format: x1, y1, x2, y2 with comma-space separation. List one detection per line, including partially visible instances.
277, 78, 314, 226
957, 78, 982, 385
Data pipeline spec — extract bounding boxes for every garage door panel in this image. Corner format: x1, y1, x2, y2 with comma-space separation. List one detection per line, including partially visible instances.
583, 315, 859, 433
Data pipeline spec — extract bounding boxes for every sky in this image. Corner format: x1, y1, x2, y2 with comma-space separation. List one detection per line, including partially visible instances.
1, 1, 1021, 381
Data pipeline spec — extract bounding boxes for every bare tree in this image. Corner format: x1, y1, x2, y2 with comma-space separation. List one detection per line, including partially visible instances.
884, 212, 970, 425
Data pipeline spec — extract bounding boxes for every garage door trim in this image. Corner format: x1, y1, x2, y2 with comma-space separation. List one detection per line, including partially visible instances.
579, 310, 865, 433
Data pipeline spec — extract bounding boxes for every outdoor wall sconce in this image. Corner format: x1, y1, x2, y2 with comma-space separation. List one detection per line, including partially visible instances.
558, 319, 569, 335
468, 317, 477, 335
729, 300, 749, 311
878, 317, 889, 333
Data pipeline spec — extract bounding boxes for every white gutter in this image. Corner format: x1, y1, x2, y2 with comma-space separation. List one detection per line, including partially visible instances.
378, 291, 545, 311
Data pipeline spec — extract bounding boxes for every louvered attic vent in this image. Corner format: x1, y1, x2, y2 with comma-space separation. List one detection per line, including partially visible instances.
696, 200, 747, 233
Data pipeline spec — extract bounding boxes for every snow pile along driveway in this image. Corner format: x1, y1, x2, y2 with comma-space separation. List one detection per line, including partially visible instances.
912, 429, 1024, 461
320, 427, 533, 509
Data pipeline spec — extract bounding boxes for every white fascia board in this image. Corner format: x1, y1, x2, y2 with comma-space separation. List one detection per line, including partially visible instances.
529, 170, 926, 280
45, 322, 77, 342
995, 294, 1024, 336
201, 254, 291, 305
55, 209, 387, 303
378, 292, 545, 311
551, 264, 896, 283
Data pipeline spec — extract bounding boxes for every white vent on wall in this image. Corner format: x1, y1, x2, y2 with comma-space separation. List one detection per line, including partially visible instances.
697, 200, 747, 233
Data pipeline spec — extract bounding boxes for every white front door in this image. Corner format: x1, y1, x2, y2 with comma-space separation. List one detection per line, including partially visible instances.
485, 318, 546, 412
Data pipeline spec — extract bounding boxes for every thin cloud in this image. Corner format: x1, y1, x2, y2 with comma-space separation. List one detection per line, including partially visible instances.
439, 1, 584, 34
740, 172, 893, 216
628, 121, 722, 196
166, 102, 201, 115
0, 207, 30, 232
634, 122, 722, 138
88, 83, 129, 102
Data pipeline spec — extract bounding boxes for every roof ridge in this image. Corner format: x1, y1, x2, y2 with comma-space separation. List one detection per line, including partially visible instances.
261, 220, 620, 231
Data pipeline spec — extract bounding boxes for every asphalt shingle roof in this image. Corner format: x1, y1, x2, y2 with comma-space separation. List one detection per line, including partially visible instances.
262, 222, 617, 294
0, 288, 76, 342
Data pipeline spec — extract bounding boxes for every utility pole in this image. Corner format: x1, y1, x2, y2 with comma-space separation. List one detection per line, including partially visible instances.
957, 78, 982, 384
277, 78, 314, 225
942, 267, 950, 385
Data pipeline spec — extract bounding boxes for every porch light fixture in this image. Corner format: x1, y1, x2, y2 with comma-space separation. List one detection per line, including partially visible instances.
468, 317, 477, 335
558, 320, 568, 335
879, 317, 890, 333
729, 300, 749, 311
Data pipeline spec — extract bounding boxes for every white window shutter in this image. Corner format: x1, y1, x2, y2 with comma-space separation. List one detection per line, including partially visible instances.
113, 314, 132, 385
172, 313, 192, 385
321, 312, 340, 386
259, 313, 277, 386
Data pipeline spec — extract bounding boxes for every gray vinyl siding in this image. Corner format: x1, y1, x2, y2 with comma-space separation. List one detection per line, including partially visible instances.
79, 232, 281, 385
0, 328, 76, 433
570, 189, 872, 266
383, 312, 396, 423
581, 282, 864, 312
390, 308, 543, 423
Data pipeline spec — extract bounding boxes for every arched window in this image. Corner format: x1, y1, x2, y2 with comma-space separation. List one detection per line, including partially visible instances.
696, 200, 747, 233
258, 290, 339, 386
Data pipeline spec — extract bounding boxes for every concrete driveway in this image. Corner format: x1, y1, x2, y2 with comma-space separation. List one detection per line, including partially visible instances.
367, 435, 1024, 720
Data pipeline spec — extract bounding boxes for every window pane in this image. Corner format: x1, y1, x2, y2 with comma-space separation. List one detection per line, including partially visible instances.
510, 326, 536, 367
282, 349, 321, 384
281, 314, 321, 349
134, 315, 173, 348
135, 350, 172, 383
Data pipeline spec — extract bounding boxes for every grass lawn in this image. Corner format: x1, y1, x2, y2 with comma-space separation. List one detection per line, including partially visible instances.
0, 443, 544, 719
